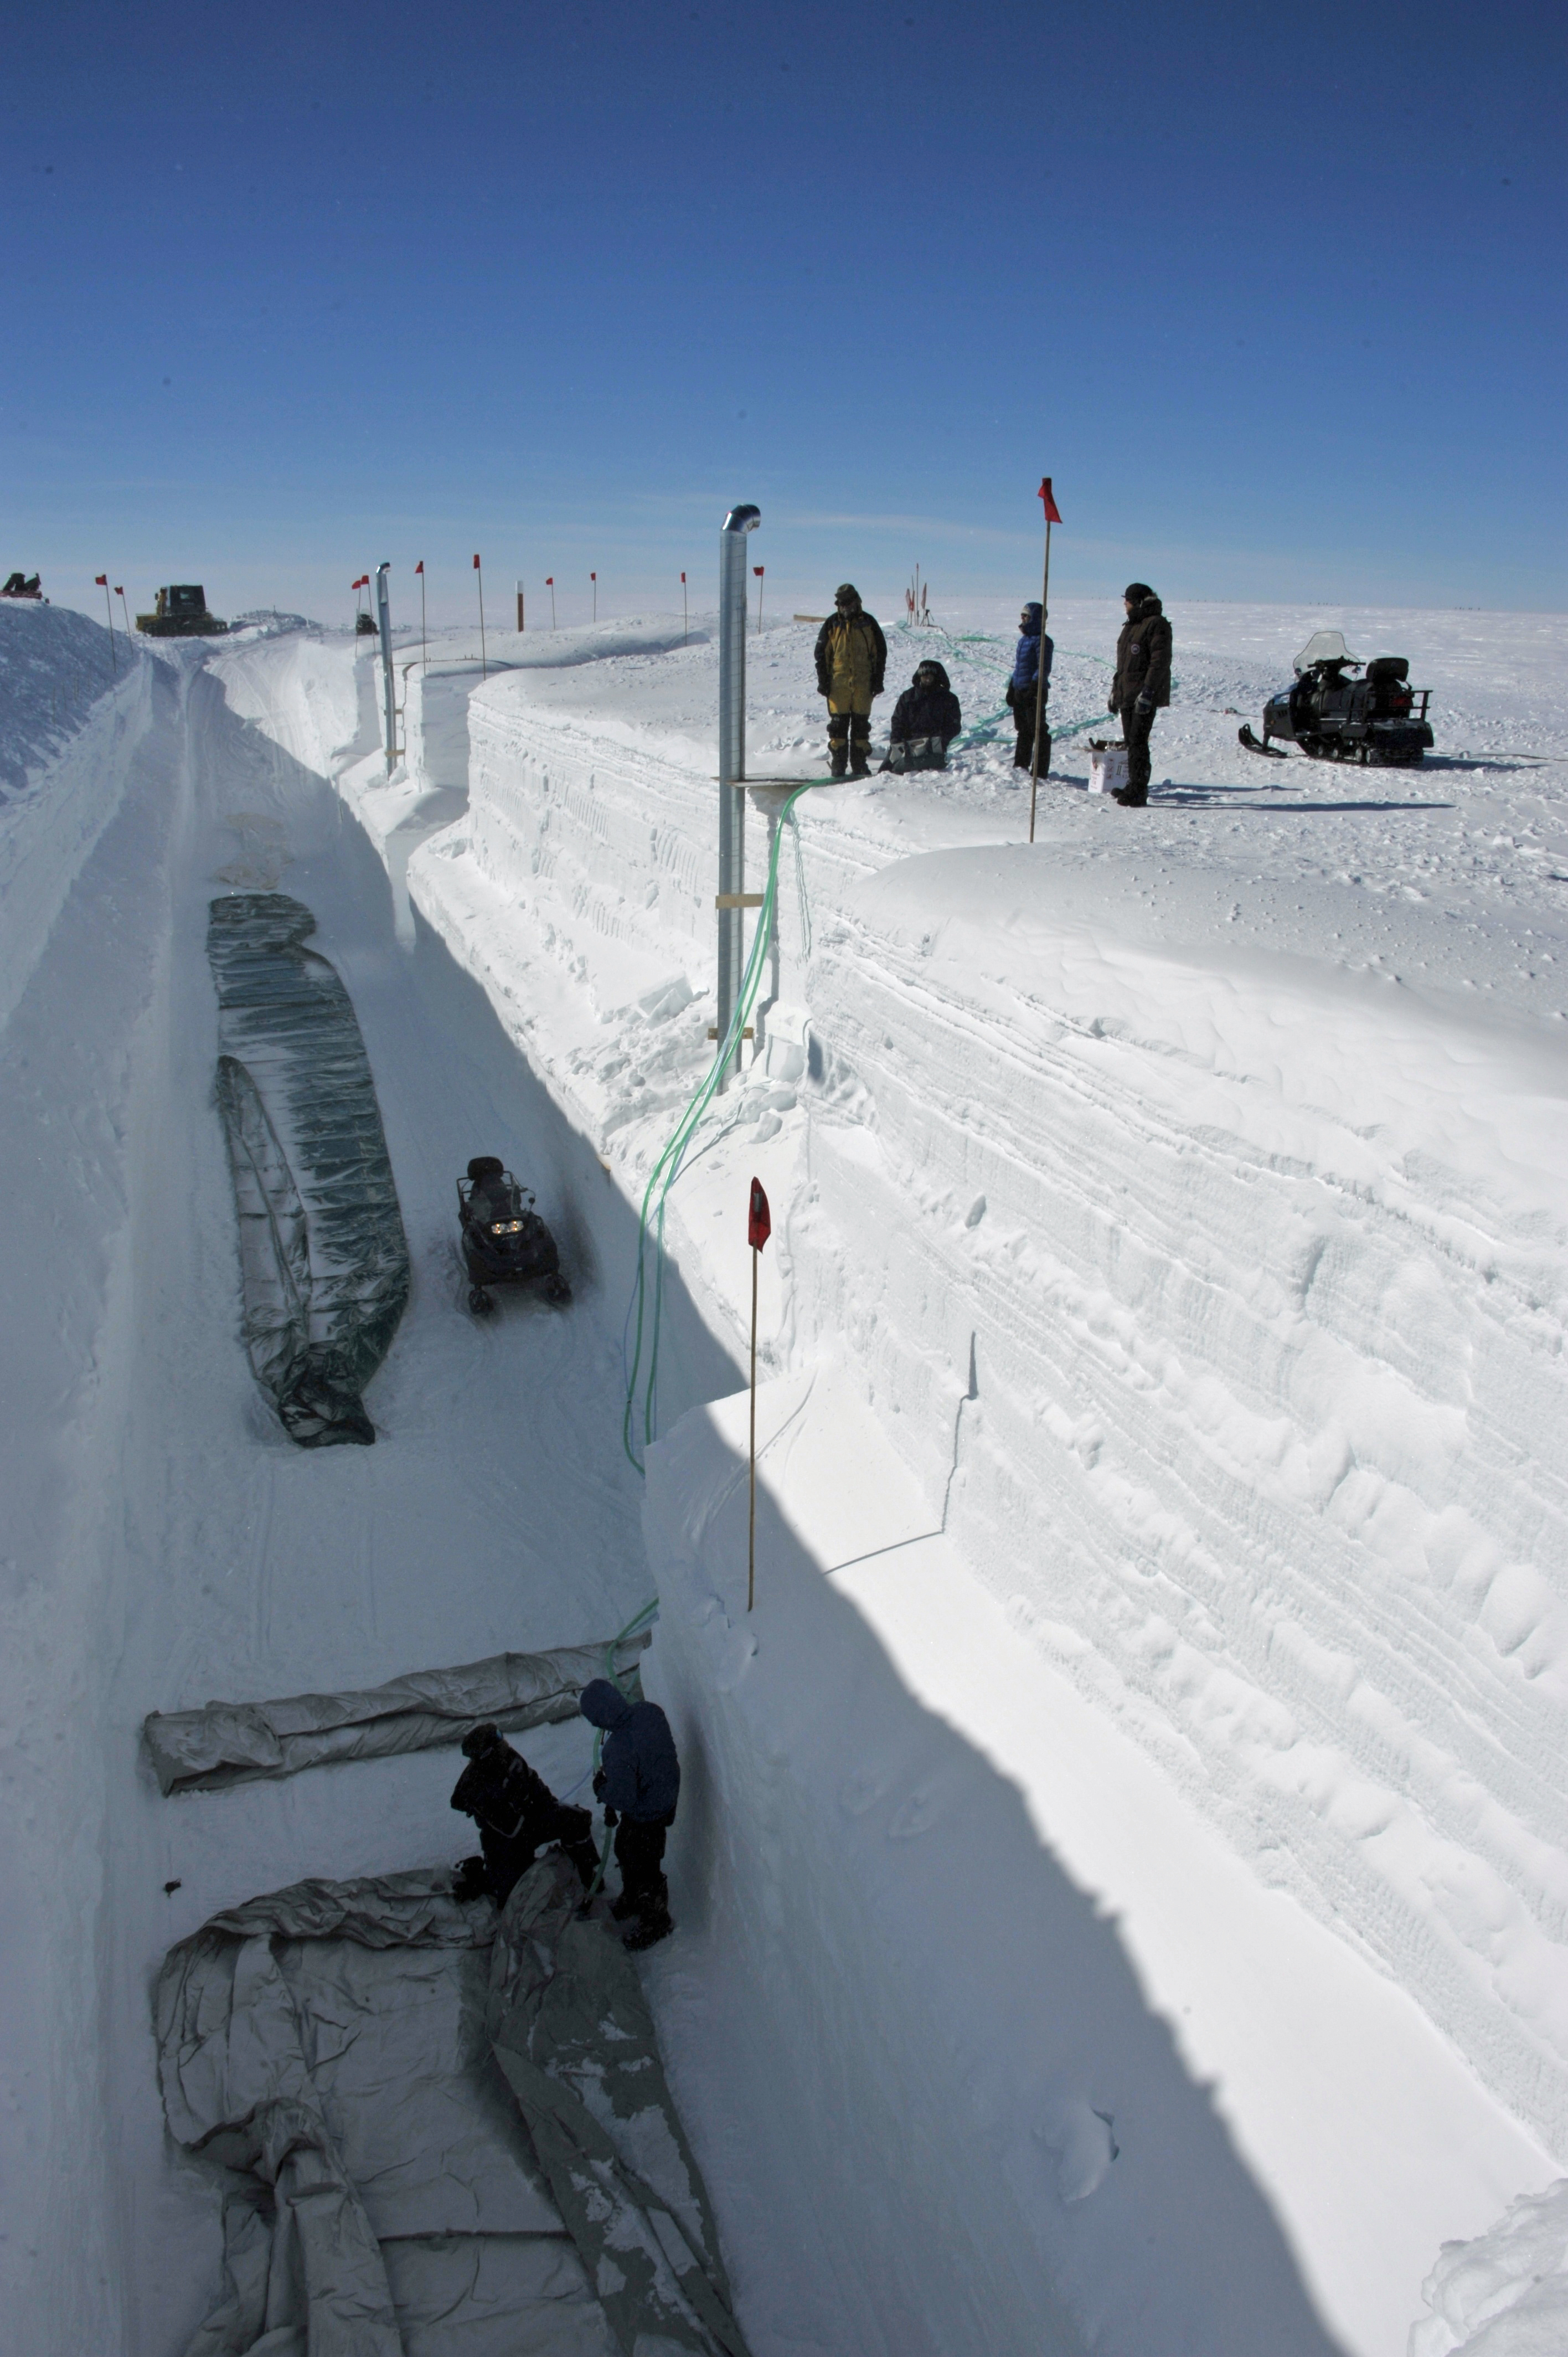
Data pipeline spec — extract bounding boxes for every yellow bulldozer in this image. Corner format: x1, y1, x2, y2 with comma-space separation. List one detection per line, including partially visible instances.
136, 584, 229, 637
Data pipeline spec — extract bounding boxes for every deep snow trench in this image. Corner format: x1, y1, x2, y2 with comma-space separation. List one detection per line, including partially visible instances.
2, 600, 1566, 2357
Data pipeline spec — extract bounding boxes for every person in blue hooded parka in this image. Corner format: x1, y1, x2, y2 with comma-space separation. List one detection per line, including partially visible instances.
1005, 600, 1054, 775
580, 1677, 681, 1951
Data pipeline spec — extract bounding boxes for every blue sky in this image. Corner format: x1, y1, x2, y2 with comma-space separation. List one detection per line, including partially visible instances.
3, 1, 1562, 626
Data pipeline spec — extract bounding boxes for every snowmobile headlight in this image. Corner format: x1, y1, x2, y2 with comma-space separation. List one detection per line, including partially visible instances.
491, 1217, 526, 1234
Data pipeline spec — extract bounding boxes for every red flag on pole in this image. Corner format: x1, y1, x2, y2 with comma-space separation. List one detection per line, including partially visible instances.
747, 1176, 771, 1251
114, 585, 122, 595
414, 560, 424, 575
1038, 477, 1062, 524
545, 576, 553, 585
472, 554, 481, 569
680, 572, 686, 583
95, 574, 107, 585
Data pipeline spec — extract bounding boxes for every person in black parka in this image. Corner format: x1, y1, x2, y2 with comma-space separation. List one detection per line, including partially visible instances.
580, 1677, 681, 1951
1005, 603, 1054, 775
1108, 583, 1173, 806
450, 1723, 599, 1905
882, 658, 962, 771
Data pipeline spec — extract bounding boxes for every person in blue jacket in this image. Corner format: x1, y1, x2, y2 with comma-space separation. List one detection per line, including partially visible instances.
580, 1677, 681, 1951
1004, 601, 1054, 775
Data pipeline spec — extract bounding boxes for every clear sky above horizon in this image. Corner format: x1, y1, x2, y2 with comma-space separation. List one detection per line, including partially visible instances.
3, 0, 1562, 629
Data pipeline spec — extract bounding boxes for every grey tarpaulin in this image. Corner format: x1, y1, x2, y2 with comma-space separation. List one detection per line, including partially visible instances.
207, 893, 410, 1448
155, 1870, 615, 2357
156, 1862, 751, 2357
488, 1855, 753, 2357
144, 1635, 652, 1796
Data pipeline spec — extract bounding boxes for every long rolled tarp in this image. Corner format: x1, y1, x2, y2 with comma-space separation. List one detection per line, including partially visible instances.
143, 1635, 652, 1796
207, 893, 410, 1447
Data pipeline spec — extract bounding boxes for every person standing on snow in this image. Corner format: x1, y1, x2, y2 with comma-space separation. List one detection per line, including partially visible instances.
814, 584, 888, 778
883, 658, 962, 771
1108, 583, 1173, 807
580, 1677, 681, 1951
1005, 601, 1054, 775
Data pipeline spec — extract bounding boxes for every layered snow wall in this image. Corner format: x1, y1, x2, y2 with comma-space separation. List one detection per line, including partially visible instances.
238, 617, 1568, 2352
398, 644, 1568, 2149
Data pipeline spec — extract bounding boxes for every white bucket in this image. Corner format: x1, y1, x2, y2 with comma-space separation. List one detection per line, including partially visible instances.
1088, 743, 1128, 796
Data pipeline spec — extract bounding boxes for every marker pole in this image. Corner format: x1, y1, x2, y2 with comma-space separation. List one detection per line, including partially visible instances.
473, 554, 486, 680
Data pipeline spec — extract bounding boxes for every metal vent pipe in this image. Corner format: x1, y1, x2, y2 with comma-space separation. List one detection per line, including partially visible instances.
375, 563, 396, 773
716, 505, 760, 1084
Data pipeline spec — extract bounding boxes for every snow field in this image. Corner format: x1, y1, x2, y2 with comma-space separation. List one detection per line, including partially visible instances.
9, 600, 1554, 2353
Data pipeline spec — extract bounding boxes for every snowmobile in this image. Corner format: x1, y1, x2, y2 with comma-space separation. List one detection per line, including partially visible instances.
1239, 631, 1433, 766
458, 1156, 570, 1315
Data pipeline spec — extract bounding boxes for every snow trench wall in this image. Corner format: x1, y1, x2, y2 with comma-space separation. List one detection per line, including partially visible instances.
391, 680, 1568, 2168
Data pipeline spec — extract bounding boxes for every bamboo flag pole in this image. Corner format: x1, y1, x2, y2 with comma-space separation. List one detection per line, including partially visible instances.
591, 570, 597, 622
473, 553, 486, 678
680, 571, 688, 646
115, 586, 131, 641
415, 560, 426, 670
546, 577, 556, 629
1028, 477, 1062, 845
753, 564, 764, 634
95, 575, 116, 672
746, 1176, 772, 1611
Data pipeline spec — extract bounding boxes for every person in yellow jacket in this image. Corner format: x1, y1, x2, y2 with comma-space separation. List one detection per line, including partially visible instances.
813, 584, 888, 777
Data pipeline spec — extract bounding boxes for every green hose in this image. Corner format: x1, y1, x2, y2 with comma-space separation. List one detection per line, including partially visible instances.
622, 780, 822, 1474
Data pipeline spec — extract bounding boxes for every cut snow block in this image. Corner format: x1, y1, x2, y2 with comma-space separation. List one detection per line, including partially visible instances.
1087, 743, 1128, 796
156, 1858, 751, 2357
143, 1634, 652, 1796
207, 893, 410, 1447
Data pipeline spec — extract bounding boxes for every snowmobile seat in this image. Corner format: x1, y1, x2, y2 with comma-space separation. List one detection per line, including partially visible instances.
1365, 657, 1409, 683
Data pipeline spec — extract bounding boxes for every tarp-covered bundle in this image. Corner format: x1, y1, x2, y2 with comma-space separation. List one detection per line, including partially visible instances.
207, 893, 410, 1447
144, 1635, 652, 1797
156, 1860, 751, 2357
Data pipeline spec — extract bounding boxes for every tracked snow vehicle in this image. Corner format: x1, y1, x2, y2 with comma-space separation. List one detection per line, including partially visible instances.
1240, 631, 1433, 766
458, 1156, 571, 1315
136, 584, 229, 637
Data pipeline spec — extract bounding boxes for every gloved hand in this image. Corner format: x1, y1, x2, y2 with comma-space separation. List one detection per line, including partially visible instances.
452, 1855, 491, 1905
1134, 694, 1154, 716
592, 1767, 606, 1802
602, 1804, 618, 1829
1107, 692, 1119, 714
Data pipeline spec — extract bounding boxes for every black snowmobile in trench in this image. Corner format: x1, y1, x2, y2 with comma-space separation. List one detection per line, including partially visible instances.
1240, 630, 1434, 766
458, 1156, 571, 1315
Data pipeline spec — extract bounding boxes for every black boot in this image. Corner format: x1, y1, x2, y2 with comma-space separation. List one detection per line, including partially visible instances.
1111, 786, 1147, 807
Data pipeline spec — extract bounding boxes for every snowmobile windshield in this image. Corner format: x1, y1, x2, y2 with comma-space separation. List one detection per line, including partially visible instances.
1293, 630, 1360, 676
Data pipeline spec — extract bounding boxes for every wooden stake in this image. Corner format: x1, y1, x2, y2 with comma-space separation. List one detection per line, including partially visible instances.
1028, 517, 1052, 844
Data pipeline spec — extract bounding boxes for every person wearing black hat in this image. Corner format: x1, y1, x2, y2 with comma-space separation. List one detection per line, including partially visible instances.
449, 1722, 599, 1905
1108, 584, 1173, 807
813, 584, 888, 778
883, 658, 962, 771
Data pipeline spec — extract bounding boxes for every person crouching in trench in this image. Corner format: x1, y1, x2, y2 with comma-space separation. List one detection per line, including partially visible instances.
449, 1723, 599, 1905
